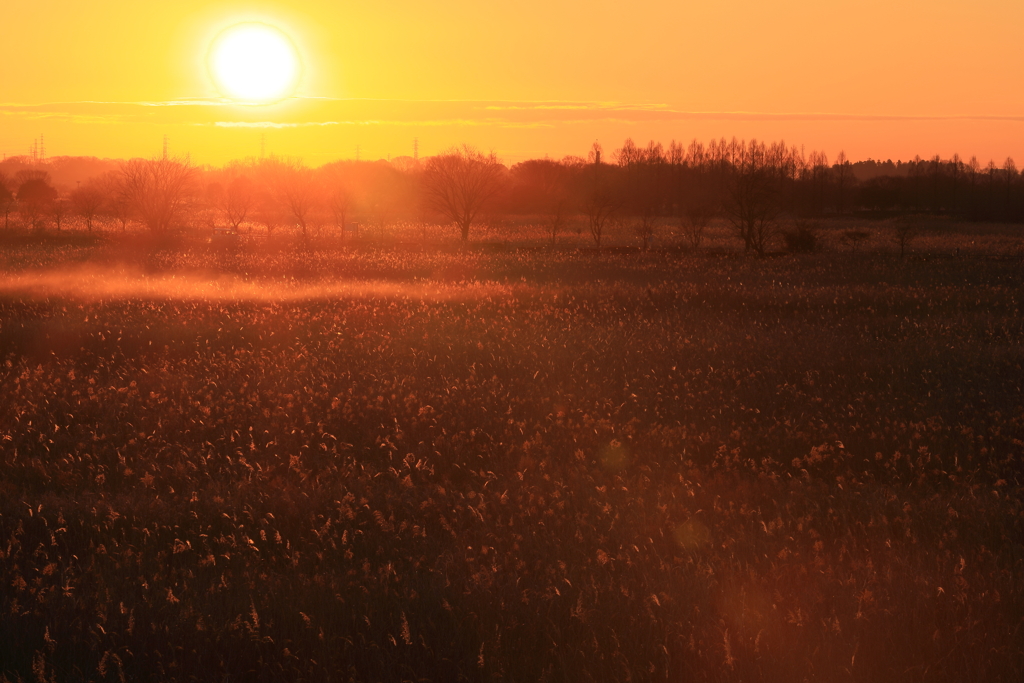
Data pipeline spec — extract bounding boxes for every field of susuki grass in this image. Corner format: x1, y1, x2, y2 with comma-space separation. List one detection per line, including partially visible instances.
1, 232, 1022, 682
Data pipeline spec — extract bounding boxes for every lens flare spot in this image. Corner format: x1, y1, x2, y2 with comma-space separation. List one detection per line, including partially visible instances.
599, 439, 629, 472
673, 518, 711, 550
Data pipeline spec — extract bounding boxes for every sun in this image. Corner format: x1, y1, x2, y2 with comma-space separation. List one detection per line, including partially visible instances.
208, 22, 301, 103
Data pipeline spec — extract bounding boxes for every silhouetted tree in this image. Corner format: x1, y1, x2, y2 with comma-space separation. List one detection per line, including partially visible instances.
634, 205, 659, 250
616, 138, 665, 249
929, 155, 943, 212
967, 156, 980, 220
107, 194, 132, 232
253, 158, 321, 237
49, 195, 71, 231
727, 142, 782, 255
680, 203, 715, 250
949, 153, 962, 213
1004, 157, 1018, 220
255, 191, 284, 235
71, 181, 107, 231
834, 150, 853, 214
580, 165, 619, 249
859, 176, 901, 211
986, 160, 999, 219
808, 150, 829, 215
280, 165, 319, 236
16, 173, 57, 230
120, 157, 197, 232
892, 215, 920, 258
329, 186, 352, 236
423, 145, 505, 242
510, 159, 575, 246
909, 155, 925, 210
0, 172, 14, 229
221, 176, 255, 232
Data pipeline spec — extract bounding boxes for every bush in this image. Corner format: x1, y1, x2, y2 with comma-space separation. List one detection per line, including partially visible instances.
842, 229, 871, 250
782, 221, 819, 253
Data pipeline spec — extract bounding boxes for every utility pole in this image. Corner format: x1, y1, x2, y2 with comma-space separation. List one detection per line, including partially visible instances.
413, 137, 419, 161
40, 134, 45, 161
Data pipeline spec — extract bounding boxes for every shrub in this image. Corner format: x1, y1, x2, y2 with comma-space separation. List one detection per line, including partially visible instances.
782, 221, 820, 253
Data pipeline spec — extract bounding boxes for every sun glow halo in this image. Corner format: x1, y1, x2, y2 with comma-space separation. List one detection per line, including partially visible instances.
209, 23, 300, 103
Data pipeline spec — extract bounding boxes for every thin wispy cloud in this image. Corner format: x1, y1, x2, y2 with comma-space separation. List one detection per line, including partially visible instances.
3, 99, 1022, 127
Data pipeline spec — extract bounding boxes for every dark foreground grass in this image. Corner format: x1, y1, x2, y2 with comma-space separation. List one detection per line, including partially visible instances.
0, 239, 1022, 682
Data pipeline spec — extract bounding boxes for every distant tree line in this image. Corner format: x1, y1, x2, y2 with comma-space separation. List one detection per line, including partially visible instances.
1, 139, 1021, 250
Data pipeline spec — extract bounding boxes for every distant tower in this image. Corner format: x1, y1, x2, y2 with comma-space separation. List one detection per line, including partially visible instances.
413, 137, 419, 161
162, 135, 168, 160
40, 135, 45, 161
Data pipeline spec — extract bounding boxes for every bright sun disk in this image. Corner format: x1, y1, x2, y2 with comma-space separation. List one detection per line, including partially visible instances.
209, 23, 300, 103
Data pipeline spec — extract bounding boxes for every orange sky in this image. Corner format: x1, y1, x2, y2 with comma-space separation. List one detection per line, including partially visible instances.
2, 0, 1022, 166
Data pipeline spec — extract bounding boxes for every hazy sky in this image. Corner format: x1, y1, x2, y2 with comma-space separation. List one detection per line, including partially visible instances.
2, 0, 1022, 165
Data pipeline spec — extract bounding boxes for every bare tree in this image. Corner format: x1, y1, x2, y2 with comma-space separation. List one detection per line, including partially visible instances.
49, 195, 71, 231
1004, 157, 1018, 217
258, 158, 320, 237
808, 150, 829, 216
545, 191, 571, 247
616, 138, 665, 249
92, 171, 129, 231
512, 158, 576, 246
254, 190, 284, 235
0, 172, 14, 229
634, 205, 659, 250
366, 186, 395, 242
120, 157, 197, 232
281, 168, 319, 236
423, 145, 504, 242
16, 172, 57, 231
108, 194, 132, 232
679, 203, 715, 250
727, 144, 781, 256
949, 153, 963, 213
220, 175, 255, 232
834, 150, 853, 214
71, 180, 107, 232
329, 185, 352, 237
580, 184, 619, 249
892, 215, 920, 258
967, 156, 980, 220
